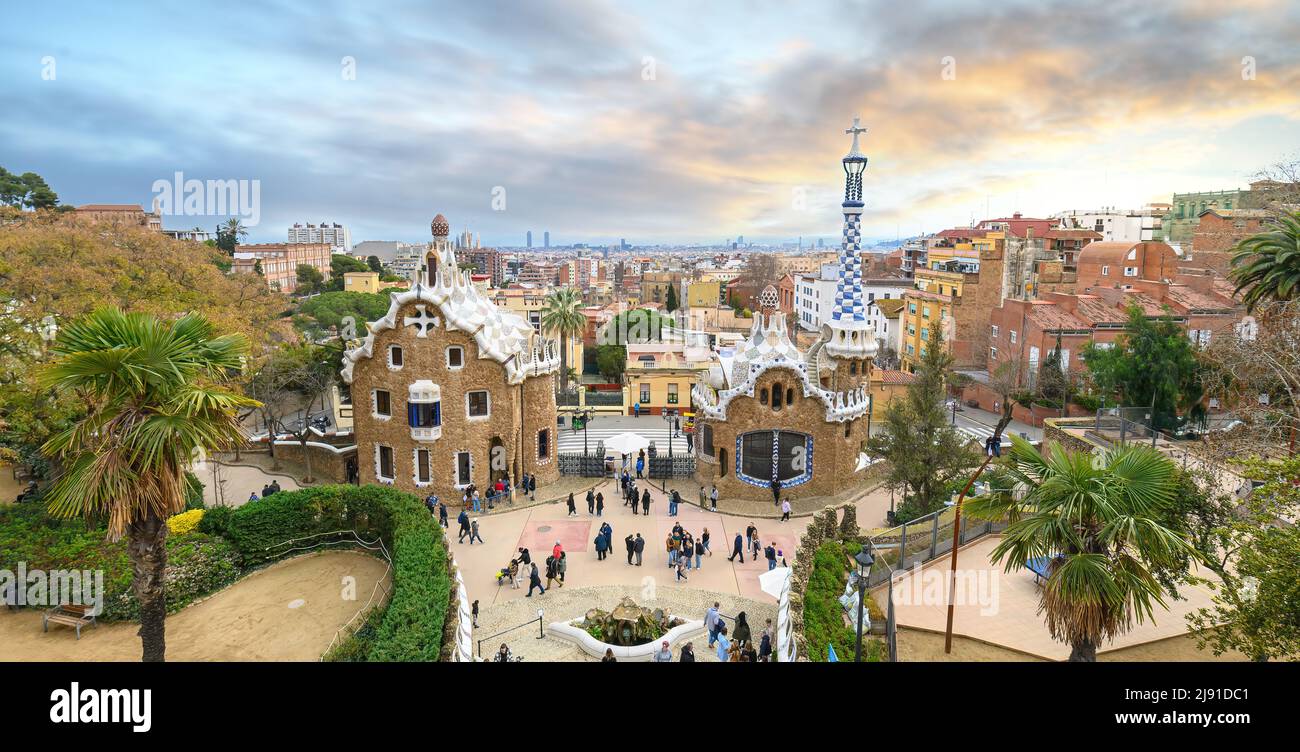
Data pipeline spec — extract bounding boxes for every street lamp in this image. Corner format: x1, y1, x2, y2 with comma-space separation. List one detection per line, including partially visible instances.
853, 545, 875, 662
949, 399, 958, 426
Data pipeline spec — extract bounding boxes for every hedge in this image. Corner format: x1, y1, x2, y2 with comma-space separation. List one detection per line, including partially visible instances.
0, 502, 241, 622
214, 484, 451, 662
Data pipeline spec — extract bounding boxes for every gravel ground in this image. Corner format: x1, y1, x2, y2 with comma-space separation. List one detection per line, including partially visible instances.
473, 584, 777, 662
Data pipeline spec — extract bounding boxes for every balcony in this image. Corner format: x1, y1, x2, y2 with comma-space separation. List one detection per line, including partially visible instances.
411, 425, 442, 442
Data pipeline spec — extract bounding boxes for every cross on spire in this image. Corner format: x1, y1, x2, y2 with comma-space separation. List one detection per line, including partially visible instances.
845, 117, 867, 155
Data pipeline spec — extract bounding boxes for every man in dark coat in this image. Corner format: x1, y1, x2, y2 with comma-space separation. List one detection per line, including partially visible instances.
527, 474, 536, 501
728, 532, 744, 562
594, 532, 608, 560
457, 509, 471, 543
624, 534, 636, 565
633, 533, 645, 566
586, 488, 596, 514
526, 562, 545, 597
641, 488, 651, 515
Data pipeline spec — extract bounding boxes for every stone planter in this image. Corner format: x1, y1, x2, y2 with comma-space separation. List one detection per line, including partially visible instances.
547, 617, 705, 661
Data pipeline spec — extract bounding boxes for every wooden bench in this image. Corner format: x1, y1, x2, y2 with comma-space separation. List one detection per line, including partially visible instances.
43, 603, 97, 639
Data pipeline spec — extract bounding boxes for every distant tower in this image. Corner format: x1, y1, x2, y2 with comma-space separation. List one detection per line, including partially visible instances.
821, 117, 878, 366
544, 231, 550, 248
527, 230, 533, 248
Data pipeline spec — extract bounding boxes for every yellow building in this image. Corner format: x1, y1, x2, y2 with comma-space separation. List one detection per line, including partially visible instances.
490, 286, 547, 331
686, 279, 722, 308
343, 271, 381, 294
641, 271, 683, 307
624, 343, 711, 416
898, 289, 953, 372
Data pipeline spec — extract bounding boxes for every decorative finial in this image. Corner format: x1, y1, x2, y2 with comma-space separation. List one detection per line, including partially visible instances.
845, 117, 867, 155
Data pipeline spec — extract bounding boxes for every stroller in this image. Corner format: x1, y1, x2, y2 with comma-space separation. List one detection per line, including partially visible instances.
496, 559, 520, 588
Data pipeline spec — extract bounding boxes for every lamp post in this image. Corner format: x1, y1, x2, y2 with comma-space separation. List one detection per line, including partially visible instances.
663, 410, 675, 459
950, 399, 958, 426
853, 545, 875, 662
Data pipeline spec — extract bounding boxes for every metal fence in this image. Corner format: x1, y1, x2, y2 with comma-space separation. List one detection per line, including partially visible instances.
557, 452, 608, 477
866, 500, 1007, 659
649, 455, 696, 478
585, 390, 625, 406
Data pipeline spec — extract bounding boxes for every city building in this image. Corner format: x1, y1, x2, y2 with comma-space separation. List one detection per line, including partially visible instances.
1190, 208, 1274, 276
624, 340, 713, 417
343, 271, 381, 294
692, 120, 879, 501
455, 246, 504, 287
231, 242, 332, 293
1074, 240, 1184, 289
75, 203, 162, 231
341, 213, 562, 498
288, 222, 352, 253
1054, 207, 1164, 243
900, 231, 1007, 370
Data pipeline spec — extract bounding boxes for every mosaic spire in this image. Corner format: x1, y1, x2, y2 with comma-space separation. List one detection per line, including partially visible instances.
822, 117, 878, 361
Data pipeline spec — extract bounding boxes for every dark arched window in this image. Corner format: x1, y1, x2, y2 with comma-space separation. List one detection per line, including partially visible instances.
771, 382, 783, 410
760, 388, 768, 405
701, 425, 714, 457
786, 387, 794, 405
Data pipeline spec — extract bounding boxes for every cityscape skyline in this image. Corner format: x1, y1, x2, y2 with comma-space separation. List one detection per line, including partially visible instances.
3, 0, 1299, 246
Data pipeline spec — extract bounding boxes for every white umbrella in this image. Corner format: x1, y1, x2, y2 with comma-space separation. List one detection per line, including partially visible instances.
603, 431, 651, 457
758, 566, 791, 599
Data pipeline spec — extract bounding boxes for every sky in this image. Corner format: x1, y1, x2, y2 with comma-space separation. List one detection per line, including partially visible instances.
3, 0, 1299, 247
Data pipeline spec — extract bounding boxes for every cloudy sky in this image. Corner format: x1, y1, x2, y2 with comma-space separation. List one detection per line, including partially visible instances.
3, 0, 1298, 246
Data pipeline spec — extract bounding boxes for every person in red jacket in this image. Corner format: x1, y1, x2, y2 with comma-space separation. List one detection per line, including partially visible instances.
552, 540, 563, 563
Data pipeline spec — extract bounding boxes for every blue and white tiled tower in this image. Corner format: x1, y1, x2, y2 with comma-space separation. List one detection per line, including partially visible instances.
822, 117, 879, 362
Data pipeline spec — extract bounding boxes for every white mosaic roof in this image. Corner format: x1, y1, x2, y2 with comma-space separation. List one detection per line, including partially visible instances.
340, 243, 560, 385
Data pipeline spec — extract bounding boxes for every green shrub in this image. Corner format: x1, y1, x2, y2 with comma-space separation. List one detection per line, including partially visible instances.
184, 471, 205, 510
0, 503, 241, 622
803, 540, 885, 661
196, 505, 234, 537
223, 484, 450, 662
1071, 393, 1101, 412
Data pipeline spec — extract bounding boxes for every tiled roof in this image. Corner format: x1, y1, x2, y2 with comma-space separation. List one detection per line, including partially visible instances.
1162, 285, 1235, 312
877, 370, 915, 385
873, 298, 906, 317
76, 204, 144, 211
1026, 302, 1091, 332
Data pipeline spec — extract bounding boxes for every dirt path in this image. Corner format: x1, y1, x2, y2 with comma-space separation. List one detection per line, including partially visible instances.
895, 627, 1249, 662
0, 550, 390, 662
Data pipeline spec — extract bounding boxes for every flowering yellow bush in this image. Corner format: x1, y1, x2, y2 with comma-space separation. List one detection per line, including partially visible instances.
167, 509, 205, 536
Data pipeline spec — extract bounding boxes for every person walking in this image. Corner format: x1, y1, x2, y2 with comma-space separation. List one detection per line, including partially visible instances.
594, 531, 608, 560
595, 491, 604, 517
517, 546, 532, 568
745, 523, 757, 556
701, 528, 711, 557
666, 534, 677, 568
692, 536, 702, 570
552, 540, 564, 563
679, 642, 695, 662
544, 555, 559, 590
526, 562, 545, 597
629, 482, 638, 515
470, 518, 484, 545
635, 453, 644, 479
698, 485, 707, 510
641, 488, 650, 515
751, 531, 761, 561
733, 612, 752, 647
770, 478, 781, 507
715, 625, 732, 662
586, 488, 595, 515
557, 551, 567, 585
780, 498, 791, 522
634, 533, 645, 566
759, 619, 773, 662
764, 542, 777, 571
652, 640, 672, 662
439, 499, 449, 528
457, 508, 471, 544
566, 492, 577, 516
527, 473, 536, 501
633, 401, 640, 419
728, 531, 744, 562
675, 558, 688, 581
682, 537, 694, 571
600, 522, 613, 556
624, 534, 636, 565
705, 602, 722, 647
507, 559, 520, 589
709, 485, 718, 512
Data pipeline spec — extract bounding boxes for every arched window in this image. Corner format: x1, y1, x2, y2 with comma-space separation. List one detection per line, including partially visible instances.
786, 387, 794, 405
771, 382, 783, 410
737, 430, 812, 487
759, 388, 769, 405
701, 425, 714, 457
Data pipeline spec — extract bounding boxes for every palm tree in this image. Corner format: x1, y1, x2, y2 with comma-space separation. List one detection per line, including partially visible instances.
964, 436, 1198, 662
541, 287, 585, 393
40, 308, 257, 662
1230, 211, 1300, 312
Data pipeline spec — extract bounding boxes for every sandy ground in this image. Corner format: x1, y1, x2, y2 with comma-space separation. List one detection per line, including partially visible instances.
896, 627, 1250, 662
0, 550, 390, 662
